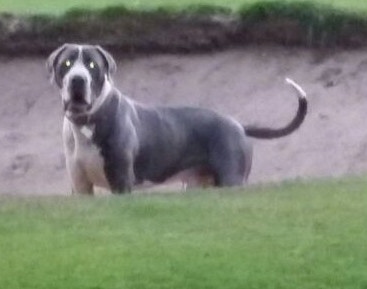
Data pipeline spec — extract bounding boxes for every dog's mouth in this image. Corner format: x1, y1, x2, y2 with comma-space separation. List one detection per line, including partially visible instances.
63, 100, 92, 125
64, 76, 92, 113
64, 100, 91, 113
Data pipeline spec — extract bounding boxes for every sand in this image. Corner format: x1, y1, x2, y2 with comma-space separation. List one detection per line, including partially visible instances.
1, 46, 367, 195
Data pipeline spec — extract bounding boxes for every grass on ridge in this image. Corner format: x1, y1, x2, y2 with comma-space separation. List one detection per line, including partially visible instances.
0, 177, 367, 289
2, 0, 367, 15
0, 1, 366, 51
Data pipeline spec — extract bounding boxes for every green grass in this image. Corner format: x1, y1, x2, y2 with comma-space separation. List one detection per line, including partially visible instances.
2, 0, 367, 51
1, 0, 367, 15
1, 177, 367, 289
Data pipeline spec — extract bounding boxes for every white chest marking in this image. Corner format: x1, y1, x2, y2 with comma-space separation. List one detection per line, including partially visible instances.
80, 125, 94, 139
72, 123, 109, 189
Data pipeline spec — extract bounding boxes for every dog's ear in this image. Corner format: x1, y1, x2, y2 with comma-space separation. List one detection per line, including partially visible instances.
46, 44, 68, 84
96, 46, 117, 79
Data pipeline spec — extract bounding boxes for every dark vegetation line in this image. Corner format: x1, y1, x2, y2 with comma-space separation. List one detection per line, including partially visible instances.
0, 1, 367, 55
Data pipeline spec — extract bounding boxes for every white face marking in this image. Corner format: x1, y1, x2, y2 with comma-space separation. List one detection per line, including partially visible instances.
87, 74, 112, 115
61, 60, 92, 105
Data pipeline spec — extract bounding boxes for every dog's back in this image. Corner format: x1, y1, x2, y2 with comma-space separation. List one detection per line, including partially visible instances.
132, 104, 246, 184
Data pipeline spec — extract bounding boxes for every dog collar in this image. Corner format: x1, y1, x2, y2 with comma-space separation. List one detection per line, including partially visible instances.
65, 113, 90, 126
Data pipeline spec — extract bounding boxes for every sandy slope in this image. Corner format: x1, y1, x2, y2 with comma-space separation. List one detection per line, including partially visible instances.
1, 46, 367, 195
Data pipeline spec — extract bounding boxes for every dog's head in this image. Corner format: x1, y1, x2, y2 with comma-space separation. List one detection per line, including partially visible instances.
47, 43, 116, 123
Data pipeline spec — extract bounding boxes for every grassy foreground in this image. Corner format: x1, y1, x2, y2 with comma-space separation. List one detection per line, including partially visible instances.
1, 177, 367, 289
1, 0, 367, 14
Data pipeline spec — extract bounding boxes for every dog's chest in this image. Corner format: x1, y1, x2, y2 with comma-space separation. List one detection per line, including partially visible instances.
75, 126, 109, 188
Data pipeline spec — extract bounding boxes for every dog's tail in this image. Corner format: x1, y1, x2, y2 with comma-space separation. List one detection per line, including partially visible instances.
244, 78, 307, 139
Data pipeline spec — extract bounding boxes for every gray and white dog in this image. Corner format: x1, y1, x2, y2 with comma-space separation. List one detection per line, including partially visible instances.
47, 43, 307, 195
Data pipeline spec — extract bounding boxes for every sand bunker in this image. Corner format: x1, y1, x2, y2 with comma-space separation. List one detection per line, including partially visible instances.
1, 46, 367, 195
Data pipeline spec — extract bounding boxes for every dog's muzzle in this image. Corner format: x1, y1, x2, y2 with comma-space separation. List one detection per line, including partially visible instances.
63, 75, 92, 124
70, 76, 86, 103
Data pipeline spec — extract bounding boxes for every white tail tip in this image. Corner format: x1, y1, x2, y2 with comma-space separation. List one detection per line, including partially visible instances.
285, 77, 307, 99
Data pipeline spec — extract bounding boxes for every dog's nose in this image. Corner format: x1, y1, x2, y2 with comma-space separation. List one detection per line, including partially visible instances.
71, 76, 85, 92
70, 76, 86, 102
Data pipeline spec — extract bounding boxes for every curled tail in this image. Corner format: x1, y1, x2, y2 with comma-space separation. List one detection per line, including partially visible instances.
244, 78, 307, 139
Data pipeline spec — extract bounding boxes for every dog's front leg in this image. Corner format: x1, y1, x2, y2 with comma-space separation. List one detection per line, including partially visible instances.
67, 161, 94, 195
63, 121, 94, 195
104, 152, 134, 194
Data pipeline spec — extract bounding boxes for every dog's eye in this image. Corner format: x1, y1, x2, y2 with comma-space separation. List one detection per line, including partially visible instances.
65, 60, 71, 67
89, 61, 95, 69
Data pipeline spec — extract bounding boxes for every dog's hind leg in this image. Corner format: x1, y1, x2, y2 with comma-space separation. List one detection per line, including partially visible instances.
242, 138, 253, 183
214, 170, 245, 187
209, 154, 245, 187
210, 137, 252, 188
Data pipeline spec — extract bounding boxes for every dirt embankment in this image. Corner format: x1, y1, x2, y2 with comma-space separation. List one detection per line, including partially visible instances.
1, 47, 367, 195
